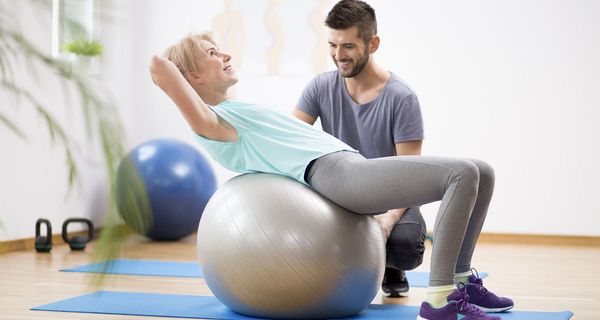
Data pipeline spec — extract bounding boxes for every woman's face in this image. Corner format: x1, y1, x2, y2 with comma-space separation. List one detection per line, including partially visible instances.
197, 40, 238, 89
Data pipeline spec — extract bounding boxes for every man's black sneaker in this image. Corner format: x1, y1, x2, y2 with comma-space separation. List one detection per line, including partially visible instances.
382, 267, 409, 297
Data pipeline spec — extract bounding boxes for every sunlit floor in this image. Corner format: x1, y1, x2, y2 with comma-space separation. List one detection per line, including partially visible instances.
1, 234, 598, 319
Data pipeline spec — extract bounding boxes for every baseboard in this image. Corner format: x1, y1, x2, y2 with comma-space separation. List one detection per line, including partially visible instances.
0, 228, 103, 254
2, 230, 600, 254
478, 232, 600, 247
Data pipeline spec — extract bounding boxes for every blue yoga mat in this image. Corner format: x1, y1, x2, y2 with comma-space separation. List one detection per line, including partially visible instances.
62, 259, 204, 278
62, 259, 486, 288
32, 291, 574, 320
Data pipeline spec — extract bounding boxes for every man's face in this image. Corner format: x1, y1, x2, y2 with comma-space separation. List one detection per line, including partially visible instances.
328, 26, 370, 78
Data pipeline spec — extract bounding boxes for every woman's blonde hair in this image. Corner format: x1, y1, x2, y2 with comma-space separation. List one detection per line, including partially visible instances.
163, 32, 217, 81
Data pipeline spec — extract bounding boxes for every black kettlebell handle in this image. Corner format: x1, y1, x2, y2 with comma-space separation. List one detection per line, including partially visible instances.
36, 219, 52, 245
62, 218, 94, 247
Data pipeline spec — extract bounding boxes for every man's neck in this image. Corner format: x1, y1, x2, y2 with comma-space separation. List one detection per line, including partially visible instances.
344, 61, 390, 104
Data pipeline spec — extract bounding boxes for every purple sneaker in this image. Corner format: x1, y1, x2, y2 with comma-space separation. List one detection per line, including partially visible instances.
417, 285, 501, 320
448, 269, 514, 313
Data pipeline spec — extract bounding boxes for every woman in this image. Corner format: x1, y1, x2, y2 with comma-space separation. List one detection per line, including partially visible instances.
150, 32, 513, 320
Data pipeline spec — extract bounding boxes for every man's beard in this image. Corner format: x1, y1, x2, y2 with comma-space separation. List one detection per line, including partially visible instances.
334, 47, 370, 78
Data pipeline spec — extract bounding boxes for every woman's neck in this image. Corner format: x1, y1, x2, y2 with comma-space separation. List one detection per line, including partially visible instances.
196, 86, 228, 106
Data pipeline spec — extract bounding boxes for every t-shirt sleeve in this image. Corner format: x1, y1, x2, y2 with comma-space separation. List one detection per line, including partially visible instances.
393, 93, 424, 143
295, 76, 321, 118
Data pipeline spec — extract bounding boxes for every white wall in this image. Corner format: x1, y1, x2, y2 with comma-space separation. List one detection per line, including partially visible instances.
2, 0, 599, 241
132, 0, 600, 237
0, 0, 134, 241
373, 0, 600, 235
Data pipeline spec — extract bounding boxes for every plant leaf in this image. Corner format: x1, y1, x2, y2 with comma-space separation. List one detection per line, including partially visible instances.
0, 111, 27, 140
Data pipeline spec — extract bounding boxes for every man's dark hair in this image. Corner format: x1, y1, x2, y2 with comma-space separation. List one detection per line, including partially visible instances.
325, 0, 377, 44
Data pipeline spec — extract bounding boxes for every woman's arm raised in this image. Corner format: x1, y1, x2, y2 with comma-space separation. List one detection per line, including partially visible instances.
149, 55, 235, 141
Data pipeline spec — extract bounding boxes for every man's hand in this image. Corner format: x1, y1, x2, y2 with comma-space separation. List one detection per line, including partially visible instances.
374, 208, 407, 242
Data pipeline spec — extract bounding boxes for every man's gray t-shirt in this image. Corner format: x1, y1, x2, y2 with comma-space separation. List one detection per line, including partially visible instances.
296, 71, 424, 158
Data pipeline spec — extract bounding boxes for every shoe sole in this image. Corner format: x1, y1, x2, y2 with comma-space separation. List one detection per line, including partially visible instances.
383, 290, 409, 298
474, 304, 514, 313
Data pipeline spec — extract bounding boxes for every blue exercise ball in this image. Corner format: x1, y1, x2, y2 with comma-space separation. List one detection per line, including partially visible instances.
116, 139, 216, 240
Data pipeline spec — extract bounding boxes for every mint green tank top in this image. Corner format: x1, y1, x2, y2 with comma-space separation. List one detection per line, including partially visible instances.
194, 101, 357, 184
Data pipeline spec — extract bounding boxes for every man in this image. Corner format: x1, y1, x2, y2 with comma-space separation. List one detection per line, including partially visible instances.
294, 0, 426, 297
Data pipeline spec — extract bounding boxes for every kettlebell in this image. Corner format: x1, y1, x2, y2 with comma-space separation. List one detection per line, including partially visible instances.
35, 218, 53, 252
62, 218, 94, 251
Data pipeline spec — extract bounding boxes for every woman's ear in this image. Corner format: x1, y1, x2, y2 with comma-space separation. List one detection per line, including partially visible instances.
187, 72, 205, 85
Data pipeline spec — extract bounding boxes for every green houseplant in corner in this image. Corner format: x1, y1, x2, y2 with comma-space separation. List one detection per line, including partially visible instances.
61, 39, 103, 75
0, 0, 149, 281
61, 39, 104, 57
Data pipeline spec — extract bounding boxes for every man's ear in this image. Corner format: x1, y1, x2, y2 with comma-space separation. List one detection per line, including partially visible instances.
369, 35, 380, 53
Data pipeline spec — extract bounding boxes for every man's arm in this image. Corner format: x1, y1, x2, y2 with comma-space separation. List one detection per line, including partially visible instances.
293, 109, 317, 125
395, 140, 422, 156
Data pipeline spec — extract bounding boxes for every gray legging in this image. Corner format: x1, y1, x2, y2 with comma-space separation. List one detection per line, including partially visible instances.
306, 151, 494, 287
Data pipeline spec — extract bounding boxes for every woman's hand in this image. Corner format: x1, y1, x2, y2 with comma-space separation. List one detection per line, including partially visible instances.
149, 55, 179, 89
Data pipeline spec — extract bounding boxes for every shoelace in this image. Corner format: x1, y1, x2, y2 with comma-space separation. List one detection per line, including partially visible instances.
455, 283, 488, 317
470, 268, 492, 295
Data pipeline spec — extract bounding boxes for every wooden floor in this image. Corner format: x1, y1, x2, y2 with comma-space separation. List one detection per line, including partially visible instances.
1, 235, 598, 320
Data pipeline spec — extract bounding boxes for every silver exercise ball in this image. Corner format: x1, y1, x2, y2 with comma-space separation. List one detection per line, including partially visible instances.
197, 173, 385, 319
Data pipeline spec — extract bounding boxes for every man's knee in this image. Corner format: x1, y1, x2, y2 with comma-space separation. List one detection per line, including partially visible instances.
386, 208, 426, 270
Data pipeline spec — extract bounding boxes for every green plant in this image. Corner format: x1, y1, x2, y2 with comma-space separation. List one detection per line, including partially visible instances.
0, 0, 148, 281
61, 39, 103, 56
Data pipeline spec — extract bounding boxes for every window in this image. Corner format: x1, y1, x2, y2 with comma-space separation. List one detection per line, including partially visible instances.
52, 0, 95, 59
